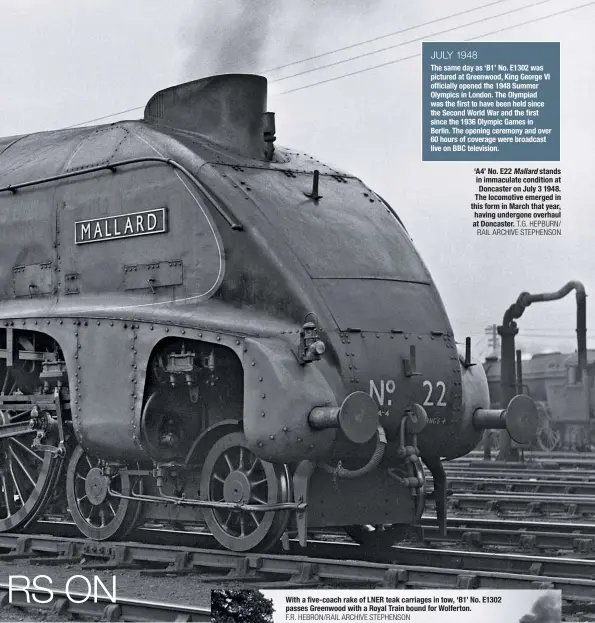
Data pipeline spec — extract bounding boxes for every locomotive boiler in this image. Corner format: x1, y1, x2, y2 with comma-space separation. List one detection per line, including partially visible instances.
0, 74, 537, 552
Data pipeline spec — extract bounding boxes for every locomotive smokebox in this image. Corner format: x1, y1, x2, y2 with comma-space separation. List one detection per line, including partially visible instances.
144, 74, 268, 160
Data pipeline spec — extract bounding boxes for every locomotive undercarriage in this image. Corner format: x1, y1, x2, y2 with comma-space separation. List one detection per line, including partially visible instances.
0, 327, 420, 553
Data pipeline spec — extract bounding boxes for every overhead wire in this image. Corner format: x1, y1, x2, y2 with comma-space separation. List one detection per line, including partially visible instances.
64, 0, 571, 128
271, 0, 555, 84
276, 0, 595, 95
260, 0, 517, 74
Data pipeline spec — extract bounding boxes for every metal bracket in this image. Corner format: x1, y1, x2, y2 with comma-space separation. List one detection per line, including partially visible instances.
304, 169, 322, 202
293, 460, 315, 547
403, 344, 422, 377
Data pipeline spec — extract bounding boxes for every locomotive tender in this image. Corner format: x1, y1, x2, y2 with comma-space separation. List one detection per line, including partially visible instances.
0, 74, 536, 552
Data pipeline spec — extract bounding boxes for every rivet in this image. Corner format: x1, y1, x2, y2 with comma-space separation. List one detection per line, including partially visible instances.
269, 435, 275, 440
297, 438, 303, 442
261, 411, 266, 417
97, 321, 101, 325
216, 336, 221, 341
258, 442, 263, 447
283, 427, 288, 432
150, 326, 154, 330
110, 322, 114, 327
181, 329, 185, 334
261, 393, 266, 399
259, 377, 263, 382
165, 328, 169, 332
251, 362, 255, 366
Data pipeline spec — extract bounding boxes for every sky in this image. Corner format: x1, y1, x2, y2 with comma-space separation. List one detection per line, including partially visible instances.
1, 0, 593, 360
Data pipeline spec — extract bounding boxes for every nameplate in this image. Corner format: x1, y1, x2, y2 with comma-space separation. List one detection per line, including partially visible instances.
75, 208, 167, 244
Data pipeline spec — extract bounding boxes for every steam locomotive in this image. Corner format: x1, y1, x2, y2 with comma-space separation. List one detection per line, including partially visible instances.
0, 74, 536, 552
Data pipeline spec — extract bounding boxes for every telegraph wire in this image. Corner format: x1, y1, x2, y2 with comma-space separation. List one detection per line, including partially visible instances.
271, 0, 555, 84
64, 0, 568, 128
261, 0, 518, 74
65, 107, 147, 129
276, 0, 595, 95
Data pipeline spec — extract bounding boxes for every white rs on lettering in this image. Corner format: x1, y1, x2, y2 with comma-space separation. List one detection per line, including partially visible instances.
369, 379, 447, 408
422, 380, 447, 407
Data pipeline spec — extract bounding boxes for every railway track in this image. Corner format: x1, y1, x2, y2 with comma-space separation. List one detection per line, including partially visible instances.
444, 466, 595, 480
428, 491, 595, 519
466, 450, 595, 460
451, 455, 595, 470
0, 583, 211, 622
442, 475, 595, 495
416, 516, 595, 553
1, 528, 595, 602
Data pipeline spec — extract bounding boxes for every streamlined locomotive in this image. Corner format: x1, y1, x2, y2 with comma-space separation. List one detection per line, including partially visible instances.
0, 74, 536, 552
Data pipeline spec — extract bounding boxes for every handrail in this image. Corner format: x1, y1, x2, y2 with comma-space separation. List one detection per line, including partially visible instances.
0, 156, 244, 231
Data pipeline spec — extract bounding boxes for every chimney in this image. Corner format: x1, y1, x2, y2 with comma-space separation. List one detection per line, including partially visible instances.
144, 74, 268, 160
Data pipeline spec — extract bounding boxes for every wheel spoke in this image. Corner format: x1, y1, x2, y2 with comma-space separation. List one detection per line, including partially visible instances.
223, 452, 233, 473
249, 511, 261, 526
252, 494, 267, 505
212, 473, 225, 484
239, 515, 246, 537
9, 447, 37, 487
77, 494, 88, 504
250, 477, 268, 487
9, 410, 31, 421
9, 464, 25, 505
246, 458, 258, 476
85, 456, 93, 469
10, 438, 43, 462
107, 502, 117, 516
1, 475, 13, 516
